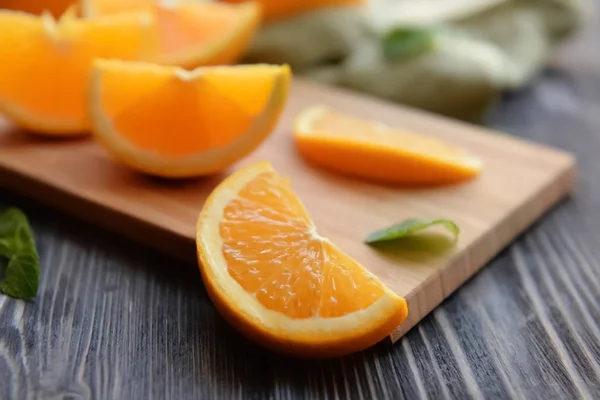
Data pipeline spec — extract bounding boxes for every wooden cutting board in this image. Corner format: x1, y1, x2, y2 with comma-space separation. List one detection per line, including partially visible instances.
0, 79, 575, 342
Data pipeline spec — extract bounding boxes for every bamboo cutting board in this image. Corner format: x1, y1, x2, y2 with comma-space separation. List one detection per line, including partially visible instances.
0, 79, 575, 342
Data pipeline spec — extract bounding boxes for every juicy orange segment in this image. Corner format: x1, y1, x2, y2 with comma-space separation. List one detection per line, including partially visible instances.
220, 172, 386, 319
219, 0, 364, 22
81, 0, 261, 68
294, 106, 483, 185
0, 10, 156, 135
197, 161, 408, 357
89, 60, 291, 177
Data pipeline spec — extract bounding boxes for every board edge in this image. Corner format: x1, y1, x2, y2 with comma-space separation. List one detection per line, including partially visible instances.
386, 154, 577, 344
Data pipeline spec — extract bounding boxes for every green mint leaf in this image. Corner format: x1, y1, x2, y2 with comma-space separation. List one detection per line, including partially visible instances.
365, 218, 460, 245
0, 226, 34, 257
0, 238, 11, 258
382, 27, 437, 62
0, 208, 40, 299
0, 208, 29, 237
0, 252, 39, 299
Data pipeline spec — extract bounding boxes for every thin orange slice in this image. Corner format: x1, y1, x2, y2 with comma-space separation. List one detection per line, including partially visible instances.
294, 106, 483, 185
219, 0, 364, 22
0, 10, 156, 135
88, 59, 291, 178
196, 161, 408, 357
81, 0, 262, 69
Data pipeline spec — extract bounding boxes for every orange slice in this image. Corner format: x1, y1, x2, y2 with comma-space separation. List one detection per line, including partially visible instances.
88, 59, 291, 178
81, 0, 262, 69
0, 10, 156, 135
219, 0, 365, 22
294, 106, 483, 185
196, 161, 408, 357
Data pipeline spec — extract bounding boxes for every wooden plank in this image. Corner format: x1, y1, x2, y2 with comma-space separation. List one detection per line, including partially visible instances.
0, 78, 576, 342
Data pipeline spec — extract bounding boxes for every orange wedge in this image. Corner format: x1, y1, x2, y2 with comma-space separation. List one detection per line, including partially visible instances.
219, 0, 364, 22
0, 10, 156, 135
294, 106, 483, 185
88, 59, 291, 178
81, 0, 262, 69
196, 161, 408, 357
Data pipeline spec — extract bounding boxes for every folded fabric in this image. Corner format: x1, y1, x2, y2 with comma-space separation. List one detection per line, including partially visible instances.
243, 0, 586, 121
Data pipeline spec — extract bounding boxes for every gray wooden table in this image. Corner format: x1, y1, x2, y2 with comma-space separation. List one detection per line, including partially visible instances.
2, 9, 600, 400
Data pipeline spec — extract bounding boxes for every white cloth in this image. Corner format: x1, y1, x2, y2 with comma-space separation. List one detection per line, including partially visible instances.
243, 0, 586, 121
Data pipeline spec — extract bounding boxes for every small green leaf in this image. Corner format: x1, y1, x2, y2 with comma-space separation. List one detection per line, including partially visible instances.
0, 208, 40, 300
0, 252, 39, 299
382, 27, 437, 62
0, 208, 29, 237
0, 238, 11, 258
365, 218, 460, 245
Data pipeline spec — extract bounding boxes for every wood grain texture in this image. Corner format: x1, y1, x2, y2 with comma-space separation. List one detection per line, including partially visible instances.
1, 2, 600, 399
0, 72, 575, 345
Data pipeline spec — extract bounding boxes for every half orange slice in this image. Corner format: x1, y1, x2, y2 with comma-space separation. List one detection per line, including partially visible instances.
196, 161, 408, 357
88, 59, 291, 178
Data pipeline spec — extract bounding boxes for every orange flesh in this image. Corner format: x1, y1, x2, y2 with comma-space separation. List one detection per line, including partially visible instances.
202, 69, 277, 115
113, 78, 253, 157
98, 65, 279, 157
0, 16, 80, 121
0, 12, 153, 128
219, 172, 386, 319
